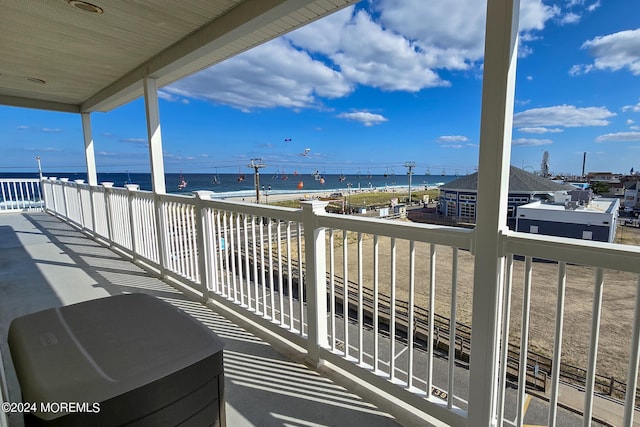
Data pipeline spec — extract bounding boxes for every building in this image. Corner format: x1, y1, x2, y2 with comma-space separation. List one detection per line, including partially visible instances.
623, 179, 640, 212
438, 166, 576, 226
515, 198, 620, 243
586, 172, 622, 183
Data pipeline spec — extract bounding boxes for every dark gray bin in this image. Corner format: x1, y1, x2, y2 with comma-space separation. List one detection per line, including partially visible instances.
8, 293, 225, 426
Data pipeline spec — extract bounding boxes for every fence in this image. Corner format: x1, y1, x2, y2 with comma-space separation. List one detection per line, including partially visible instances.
0, 179, 44, 213
39, 178, 640, 426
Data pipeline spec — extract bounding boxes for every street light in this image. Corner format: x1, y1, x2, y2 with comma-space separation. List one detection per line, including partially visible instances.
405, 161, 415, 205
262, 184, 271, 204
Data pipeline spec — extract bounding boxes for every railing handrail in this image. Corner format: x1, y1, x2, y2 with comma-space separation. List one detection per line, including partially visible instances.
40, 178, 640, 424
0, 178, 41, 183
503, 230, 640, 274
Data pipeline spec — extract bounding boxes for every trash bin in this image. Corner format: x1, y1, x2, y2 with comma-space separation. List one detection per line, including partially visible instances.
8, 293, 225, 426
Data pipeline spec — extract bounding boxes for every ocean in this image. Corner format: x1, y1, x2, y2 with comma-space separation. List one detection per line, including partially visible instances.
0, 171, 458, 199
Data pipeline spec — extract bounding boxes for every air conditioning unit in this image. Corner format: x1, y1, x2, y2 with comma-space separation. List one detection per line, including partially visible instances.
9, 294, 226, 426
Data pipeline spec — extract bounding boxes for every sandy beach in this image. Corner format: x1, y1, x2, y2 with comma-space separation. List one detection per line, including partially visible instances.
226, 187, 412, 204
225, 189, 640, 387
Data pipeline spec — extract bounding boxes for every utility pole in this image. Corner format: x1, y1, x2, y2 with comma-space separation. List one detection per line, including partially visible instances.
404, 161, 416, 205
248, 158, 266, 203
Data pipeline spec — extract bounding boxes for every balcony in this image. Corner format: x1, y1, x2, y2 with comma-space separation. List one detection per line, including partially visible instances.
2, 1, 640, 425
1, 178, 640, 426
0, 206, 405, 427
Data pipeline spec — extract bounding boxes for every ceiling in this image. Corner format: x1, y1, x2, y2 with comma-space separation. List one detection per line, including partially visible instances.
0, 0, 357, 113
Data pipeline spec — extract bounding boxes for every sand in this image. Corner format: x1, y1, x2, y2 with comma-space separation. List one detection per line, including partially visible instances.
225, 190, 639, 384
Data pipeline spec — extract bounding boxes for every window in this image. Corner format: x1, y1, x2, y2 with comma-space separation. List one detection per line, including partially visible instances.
459, 202, 476, 219
530, 225, 538, 233
447, 201, 457, 216
509, 196, 530, 204
582, 230, 593, 240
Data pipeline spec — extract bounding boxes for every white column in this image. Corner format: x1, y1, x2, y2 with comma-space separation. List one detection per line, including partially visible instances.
143, 77, 166, 194
468, 0, 520, 425
81, 113, 98, 186
301, 200, 329, 366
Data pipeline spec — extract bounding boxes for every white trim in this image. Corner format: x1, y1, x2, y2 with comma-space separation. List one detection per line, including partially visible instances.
143, 78, 166, 195
81, 113, 98, 186
468, 0, 521, 424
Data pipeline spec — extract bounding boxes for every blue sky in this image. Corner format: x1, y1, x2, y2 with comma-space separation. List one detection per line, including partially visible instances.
2, 0, 639, 176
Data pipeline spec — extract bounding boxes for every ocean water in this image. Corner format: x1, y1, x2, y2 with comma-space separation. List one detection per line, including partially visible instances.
0, 171, 457, 198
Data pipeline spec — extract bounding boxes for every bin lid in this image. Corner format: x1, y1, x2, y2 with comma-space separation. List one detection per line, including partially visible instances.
8, 293, 225, 405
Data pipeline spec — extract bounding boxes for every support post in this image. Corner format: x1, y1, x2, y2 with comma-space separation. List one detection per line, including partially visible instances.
143, 77, 166, 194
79, 114, 97, 233
301, 200, 329, 366
195, 191, 215, 299
468, 0, 521, 424
81, 113, 98, 186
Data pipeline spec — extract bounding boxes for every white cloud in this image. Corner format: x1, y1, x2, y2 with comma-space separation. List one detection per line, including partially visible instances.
376, 0, 558, 63
569, 64, 593, 76
595, 132, 640, 143
283, 6, 353, 56
518, 127, 563, 133
120, 138, 147, 144
17, 125, 28, 130
337, 111, 388, 126
41, 128, 63, 133
158, 90, 178, 102
513, 105, 615, 127
559, 12, 580, 24
623, 102, 640, 113
437, 135, 469, 143
167, 38, 352, 111
329, 10, 450, 91
587, 1, 601, 12
627, 119, 635, 125
573, 29, 640, 76
165, 0, 559, 111
557, 0, 599, 25
512, 138, 553, 146
440, 144, 465, 149
23, 146, 62, 152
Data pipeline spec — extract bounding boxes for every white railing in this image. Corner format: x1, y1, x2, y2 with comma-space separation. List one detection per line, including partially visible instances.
499, 232, 640, 427
39, 178, 640, 426
0, 178, 44, 213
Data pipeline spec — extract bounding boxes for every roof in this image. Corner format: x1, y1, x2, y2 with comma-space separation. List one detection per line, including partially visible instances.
0, 0, 356, 113
440, 166, 577, 193
519, 198, 619, 214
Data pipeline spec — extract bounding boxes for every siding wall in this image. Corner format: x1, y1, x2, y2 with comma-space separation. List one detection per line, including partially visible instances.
516, 218, 610, 242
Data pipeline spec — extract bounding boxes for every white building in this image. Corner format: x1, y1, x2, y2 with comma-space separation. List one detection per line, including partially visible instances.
516, 198, 620, 243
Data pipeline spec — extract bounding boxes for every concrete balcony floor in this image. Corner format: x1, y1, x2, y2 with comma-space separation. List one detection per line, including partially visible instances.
0, 212, 402, 427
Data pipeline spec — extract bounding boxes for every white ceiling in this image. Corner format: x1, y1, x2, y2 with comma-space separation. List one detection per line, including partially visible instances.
0, 0, 357, 113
